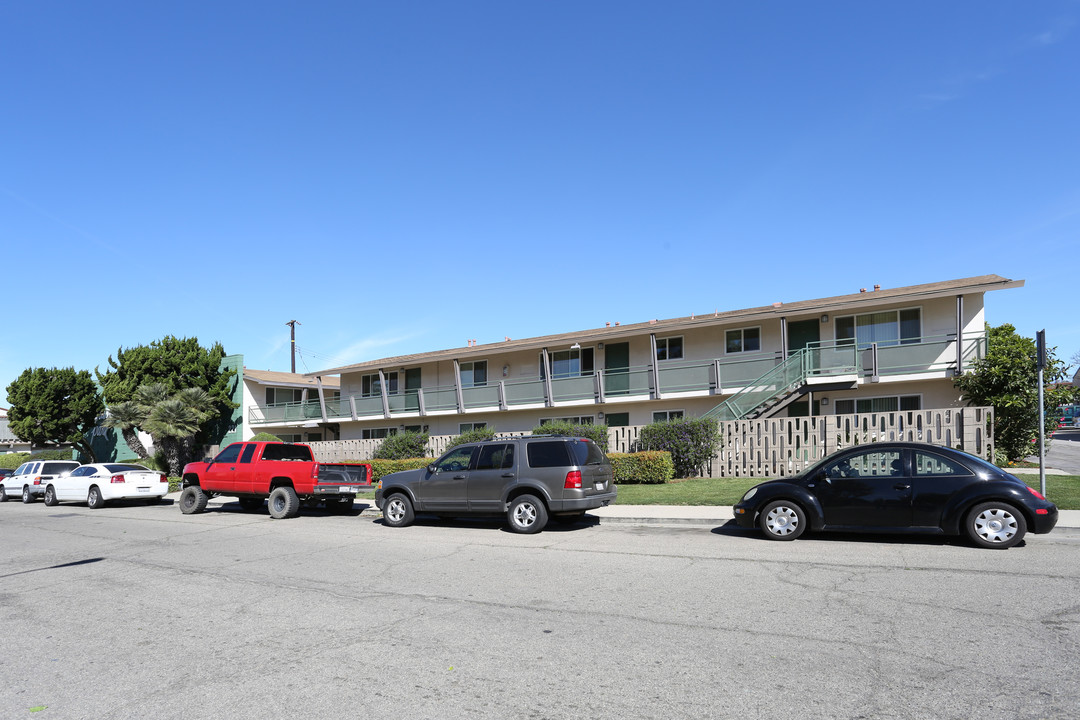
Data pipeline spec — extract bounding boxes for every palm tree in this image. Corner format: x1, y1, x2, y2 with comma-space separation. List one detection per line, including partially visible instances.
133, 384, 221, 475
102, 400, 149, 458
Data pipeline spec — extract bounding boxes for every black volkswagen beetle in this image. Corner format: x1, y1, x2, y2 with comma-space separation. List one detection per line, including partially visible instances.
733, 442, 1057, 548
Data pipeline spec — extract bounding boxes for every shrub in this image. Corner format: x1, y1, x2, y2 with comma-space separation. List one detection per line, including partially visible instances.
446, 426, 498, 449
530, 421, 610, 449
373, 431, 430, 460
609, 451, 674, 484
0, 453, 29, 469
360, 457, 431, 483
251, 432, 283, 442
637, 417, 720, 478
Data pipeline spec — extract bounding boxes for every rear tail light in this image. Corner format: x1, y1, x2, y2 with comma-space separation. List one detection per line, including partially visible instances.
112, 474, 126, 484
33, 477, 42, 485
564, 470, 582, 489
159, 474, 167, 484
1026, 486, 1046, 501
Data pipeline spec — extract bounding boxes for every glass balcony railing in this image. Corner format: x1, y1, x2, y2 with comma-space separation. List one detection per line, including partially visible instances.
504, 377, 546, 406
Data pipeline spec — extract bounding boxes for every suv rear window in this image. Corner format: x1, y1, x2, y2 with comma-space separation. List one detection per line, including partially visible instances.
526, 441, 572, 468
568, 439, 607, 466
42, 462, 78, 474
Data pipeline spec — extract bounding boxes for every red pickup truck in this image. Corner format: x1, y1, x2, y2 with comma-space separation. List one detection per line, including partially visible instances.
179, 441, 372, 519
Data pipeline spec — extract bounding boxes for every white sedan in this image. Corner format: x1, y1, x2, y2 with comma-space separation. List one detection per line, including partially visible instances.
44, 463, 170, 509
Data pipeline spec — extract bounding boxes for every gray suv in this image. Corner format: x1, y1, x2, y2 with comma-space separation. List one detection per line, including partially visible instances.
375, 435, 617, 534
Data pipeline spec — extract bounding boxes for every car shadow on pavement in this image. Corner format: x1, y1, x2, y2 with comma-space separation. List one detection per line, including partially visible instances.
709, 520, 998, 549
373, 514, 602, 533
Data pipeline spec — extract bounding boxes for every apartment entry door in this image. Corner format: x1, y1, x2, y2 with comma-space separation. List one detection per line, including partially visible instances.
787, 319, 820, 354
405, 368, 421, 411
604, 342, 630, 395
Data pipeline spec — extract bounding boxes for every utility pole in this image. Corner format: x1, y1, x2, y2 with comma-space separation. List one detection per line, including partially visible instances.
1036, 329, 1047, 497
286, 320, 301, 374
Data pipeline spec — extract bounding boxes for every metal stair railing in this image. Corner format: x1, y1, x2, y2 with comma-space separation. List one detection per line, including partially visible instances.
703, 349, 810, 421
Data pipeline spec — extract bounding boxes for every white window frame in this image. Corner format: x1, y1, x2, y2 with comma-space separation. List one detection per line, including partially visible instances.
725, 327, 761, 354
361, 372, 398, 398
833, 394, 922, 415
834, 307, 922, 349
458, 422, 488, 433
651, 410, 685, 422
460, 361, 488, 388
361, 427, 397, 439
656, 336, 684, 361
541, 348, 595, 379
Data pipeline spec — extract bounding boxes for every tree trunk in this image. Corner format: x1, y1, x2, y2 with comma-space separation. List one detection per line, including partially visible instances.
75, 439, 98, 464
159, 438, 184, 477
122, 427, 149, 458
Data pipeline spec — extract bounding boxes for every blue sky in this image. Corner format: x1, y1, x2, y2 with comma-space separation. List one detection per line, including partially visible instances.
3, 0, 1078, 398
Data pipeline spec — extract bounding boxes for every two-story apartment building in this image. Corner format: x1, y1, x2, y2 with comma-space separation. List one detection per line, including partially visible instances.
244, 275, 1022, 440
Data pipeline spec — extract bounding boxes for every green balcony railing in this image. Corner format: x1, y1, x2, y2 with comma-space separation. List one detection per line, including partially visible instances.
249, 332, 988, 426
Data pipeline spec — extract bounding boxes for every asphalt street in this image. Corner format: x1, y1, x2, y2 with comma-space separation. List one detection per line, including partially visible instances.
3, 498, 1079, 720
1034, 429, 1080, 474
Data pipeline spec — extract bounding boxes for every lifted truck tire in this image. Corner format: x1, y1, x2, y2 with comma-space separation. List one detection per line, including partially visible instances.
268, 486, 300, 519
180, 486, 209, 515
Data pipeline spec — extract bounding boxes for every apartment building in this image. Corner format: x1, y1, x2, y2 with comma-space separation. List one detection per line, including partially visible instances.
245, 275, 1022, 440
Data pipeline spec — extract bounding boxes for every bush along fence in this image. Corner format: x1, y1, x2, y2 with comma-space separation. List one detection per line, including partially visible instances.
307, 406, 994, 479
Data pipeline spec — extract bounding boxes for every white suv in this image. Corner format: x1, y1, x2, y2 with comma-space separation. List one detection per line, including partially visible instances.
0, 460, 80, 503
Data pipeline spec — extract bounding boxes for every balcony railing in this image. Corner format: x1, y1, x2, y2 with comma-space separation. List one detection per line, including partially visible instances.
248, 332, 986, 425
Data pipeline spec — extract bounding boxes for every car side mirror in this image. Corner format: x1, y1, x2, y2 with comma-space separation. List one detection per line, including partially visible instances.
203, 457, 213, 464
427, 463, 437, 473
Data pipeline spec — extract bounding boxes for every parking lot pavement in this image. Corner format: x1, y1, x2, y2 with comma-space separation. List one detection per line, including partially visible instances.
2, 499, 1078, 720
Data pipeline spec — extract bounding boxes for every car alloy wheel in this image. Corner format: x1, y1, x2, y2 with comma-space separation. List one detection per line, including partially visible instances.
966, 502, 1027, 549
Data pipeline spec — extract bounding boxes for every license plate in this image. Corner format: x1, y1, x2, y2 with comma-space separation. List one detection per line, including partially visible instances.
138, 487, 150, 493
340, 486, 355, 493
595, 482, 606, 490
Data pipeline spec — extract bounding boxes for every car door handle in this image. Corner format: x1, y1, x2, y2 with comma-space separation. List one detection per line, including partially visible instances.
453, 474, 467, 479
893, 483, 911, 491
501, 473, 515, 478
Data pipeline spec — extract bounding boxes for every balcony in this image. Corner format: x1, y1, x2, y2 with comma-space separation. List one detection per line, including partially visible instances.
248, 332, 986, 426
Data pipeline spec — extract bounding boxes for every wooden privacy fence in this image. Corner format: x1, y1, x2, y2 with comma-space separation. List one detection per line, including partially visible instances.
308, 406, 994, 479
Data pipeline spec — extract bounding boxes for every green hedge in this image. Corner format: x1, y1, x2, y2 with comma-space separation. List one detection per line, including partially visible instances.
609, 451, 674, 484
352, 457, 431, 483
0, 453, 29, 469
374, 431, 430, 459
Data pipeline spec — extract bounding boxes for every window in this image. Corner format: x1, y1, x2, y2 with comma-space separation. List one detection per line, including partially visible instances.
604, 412, 629, 427
239, 444, 257, 463
434, 446, 476, 472
361, 372, 398, 397
403, 425, 429, 434
824, 449, 903, 479
543, 348, 594, 379
277, 434, 302, 443
460, 361, 487, 388
914, 451, 973, 477
527, 441, 572, 468
725, 327, 761, 354
361, 428, 396, 440
656, 337, 684, 361
213, 444, 244, 464
476, 444, 514, 470
539, 416, 594, 425
459, 422, 487, 433
266, 387, 303, 405
834, 395, 921, 414
262, 444, 314, 461
835, 309, 921, 348
652, 410, 684, 422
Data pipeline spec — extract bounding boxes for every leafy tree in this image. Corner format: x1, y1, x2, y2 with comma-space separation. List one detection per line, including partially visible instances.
5, 367, 104, 461
250, 432, 283, 442
954, 324, 1075, 462
96, 336, 238, 466
373, 431, 430, 459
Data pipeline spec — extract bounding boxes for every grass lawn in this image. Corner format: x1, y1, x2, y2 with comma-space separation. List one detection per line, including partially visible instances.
615, 474, 1080, 510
